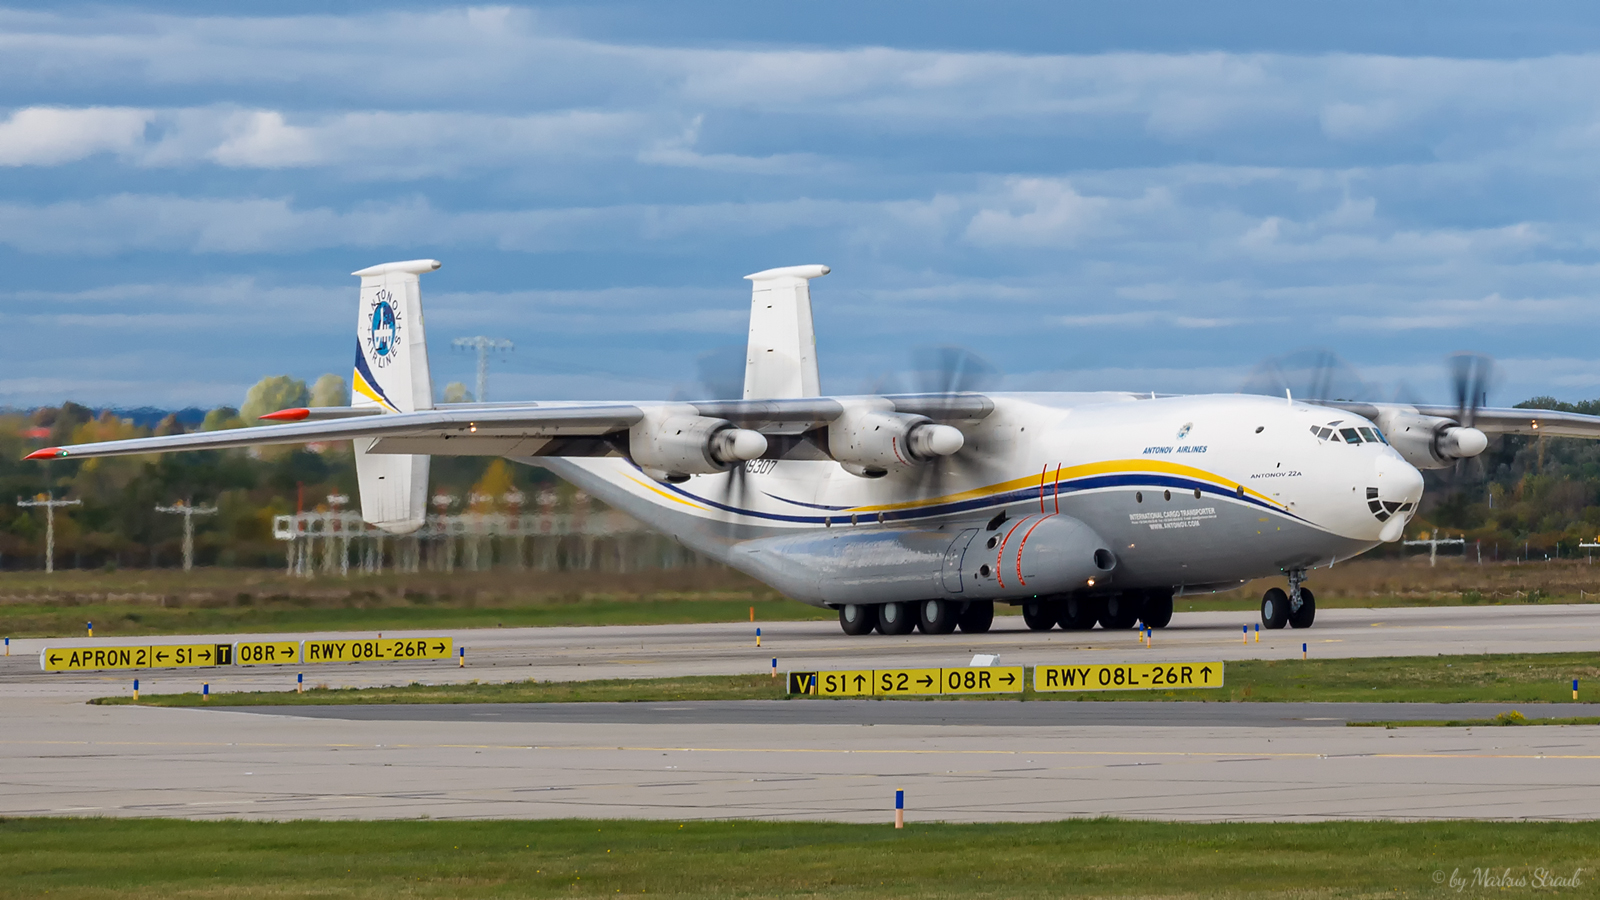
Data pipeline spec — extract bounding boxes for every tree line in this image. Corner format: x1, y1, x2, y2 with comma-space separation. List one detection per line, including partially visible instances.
4, 383, 1599, 570
0, 375, 557, 571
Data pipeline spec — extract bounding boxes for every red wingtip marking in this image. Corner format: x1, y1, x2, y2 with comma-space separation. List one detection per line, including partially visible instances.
25, 447, 64, 460
260, 408, 310, 421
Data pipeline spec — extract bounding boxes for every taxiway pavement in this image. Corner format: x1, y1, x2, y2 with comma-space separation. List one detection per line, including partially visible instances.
3, 604, 1598, 823
3, 603, 1597, 700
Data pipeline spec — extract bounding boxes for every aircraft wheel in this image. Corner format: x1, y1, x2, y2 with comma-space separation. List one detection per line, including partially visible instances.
917, 599, 959, 634
1098, 593, 1141, 629
839, 603, 877, 636
1056, 596, 1099, 630
1288, 588, 1316, 629
1142, 591, 1174, 628
957, 600, 994, 634
1022, 600, 1057, 631
877, 601, 916, 635
1261, 588, 1289, 630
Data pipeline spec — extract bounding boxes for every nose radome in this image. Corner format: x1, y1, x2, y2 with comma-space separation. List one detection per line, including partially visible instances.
1375, 453, 1424, 500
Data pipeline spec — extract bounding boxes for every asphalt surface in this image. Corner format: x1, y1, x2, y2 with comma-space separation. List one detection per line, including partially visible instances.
5, 602, 1599, 697
4, 604, 1600, 823
233, 700, 1600, 728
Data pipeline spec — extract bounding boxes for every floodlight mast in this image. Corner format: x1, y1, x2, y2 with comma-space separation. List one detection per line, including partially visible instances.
154, 500, 219, 572
452, 336, 514, 402
16, 493, 81, 574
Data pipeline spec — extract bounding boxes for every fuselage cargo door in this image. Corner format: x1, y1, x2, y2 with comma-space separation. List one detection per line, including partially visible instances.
942, 529, 978, 593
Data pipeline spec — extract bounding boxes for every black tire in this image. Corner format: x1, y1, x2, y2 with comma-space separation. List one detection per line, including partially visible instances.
1056, 595, 1099, 630
877, 601, 916, 635
957, 600, 994, 634
1022, 600, 1057, 631
917, 599, 958, 634
1288, 588, 1316, 629
1142, 590, 1174, 629
839, 603, 877, 636
1261, 588, 1289, 629
1098, 593, 1141, 629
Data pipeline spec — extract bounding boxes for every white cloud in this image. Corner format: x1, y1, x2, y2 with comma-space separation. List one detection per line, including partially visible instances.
964, 179, 1110, 247
0, 106, 151, 165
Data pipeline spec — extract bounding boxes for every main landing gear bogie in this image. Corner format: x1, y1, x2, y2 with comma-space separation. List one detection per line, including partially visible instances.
838, 590, 1175, 636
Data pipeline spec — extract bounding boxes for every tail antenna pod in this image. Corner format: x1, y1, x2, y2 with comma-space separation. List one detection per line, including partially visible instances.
743, 265, 829, 400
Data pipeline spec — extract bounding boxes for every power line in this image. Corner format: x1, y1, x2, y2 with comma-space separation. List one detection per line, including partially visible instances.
451, 336, 514, 402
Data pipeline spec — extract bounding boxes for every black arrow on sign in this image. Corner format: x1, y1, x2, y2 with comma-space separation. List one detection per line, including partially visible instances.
1200, 665, 1213, 682
852, 674, 866, 690
433, 643, 446, 653
917, 675, 933, 687
999, 673, 1016, 685
199, 649, 211, 661
155, 651, 169, 662
48, 653, 61, 664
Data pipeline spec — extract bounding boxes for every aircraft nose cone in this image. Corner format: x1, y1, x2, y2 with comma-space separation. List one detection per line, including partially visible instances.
1375, 453, 1424, 501
1372, 453, 1424, 542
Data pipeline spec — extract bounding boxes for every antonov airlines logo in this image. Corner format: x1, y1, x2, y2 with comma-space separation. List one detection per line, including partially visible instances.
366, 289, 401, 368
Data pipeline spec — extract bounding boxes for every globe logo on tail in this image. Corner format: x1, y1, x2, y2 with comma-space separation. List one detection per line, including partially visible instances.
366, 289, 401, 368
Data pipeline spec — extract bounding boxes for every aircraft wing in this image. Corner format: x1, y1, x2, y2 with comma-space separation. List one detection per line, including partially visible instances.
25, 394, 996, 461
26, 403, 646, 460
1321, 402, 1600, 438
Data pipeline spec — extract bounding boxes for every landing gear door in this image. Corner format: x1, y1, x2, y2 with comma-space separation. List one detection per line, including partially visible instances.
942, 529, 978, 593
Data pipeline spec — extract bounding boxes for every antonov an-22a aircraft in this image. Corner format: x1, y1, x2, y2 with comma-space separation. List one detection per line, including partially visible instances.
28, 260, 1600, 635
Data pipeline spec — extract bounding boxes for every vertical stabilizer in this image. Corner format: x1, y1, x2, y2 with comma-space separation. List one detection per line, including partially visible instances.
350, 258, 439, 533
743, 264, 828, 399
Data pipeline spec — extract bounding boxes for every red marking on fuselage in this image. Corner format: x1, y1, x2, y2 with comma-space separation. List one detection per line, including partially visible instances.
994, 516, 1032, 590
1015, 513, 1056, 586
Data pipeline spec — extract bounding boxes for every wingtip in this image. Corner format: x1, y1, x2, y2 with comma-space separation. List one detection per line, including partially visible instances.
24, 447, 64, 460
260, 408, 310, 421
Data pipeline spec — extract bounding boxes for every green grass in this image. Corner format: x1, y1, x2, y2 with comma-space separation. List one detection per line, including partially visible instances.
0, 567, 836, 637
0, 594, 832, 638
8, 557, 1600, 639
2, 817, 1595, 899
96, 652, 1600, 708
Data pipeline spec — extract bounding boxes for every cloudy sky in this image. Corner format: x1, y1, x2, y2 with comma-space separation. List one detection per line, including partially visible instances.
5, 1, 1600, 409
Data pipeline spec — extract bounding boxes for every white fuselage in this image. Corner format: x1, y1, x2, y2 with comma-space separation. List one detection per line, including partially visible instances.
528, 392, 1424, 607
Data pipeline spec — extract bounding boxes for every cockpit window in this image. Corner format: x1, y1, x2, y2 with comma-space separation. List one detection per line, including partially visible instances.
1315, 420, 1386, 446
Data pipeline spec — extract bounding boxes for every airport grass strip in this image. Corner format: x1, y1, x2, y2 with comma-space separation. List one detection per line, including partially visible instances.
0, 594, 833, 638
95, 651, 1600, 707
3, 817, 1596, 899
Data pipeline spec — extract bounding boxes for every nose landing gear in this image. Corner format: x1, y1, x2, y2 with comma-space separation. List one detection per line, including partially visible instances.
1262, 569, 1317, 629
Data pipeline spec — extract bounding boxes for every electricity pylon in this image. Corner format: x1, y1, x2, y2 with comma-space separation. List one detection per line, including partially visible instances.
155, 500, 218, 572
17, 493, 81, 574
452, 336, 513, 402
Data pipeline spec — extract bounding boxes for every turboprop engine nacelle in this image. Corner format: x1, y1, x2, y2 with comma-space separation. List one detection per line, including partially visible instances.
1374, 410, 1489, 470
629, 414, 768, 483
828, 409, 964, 477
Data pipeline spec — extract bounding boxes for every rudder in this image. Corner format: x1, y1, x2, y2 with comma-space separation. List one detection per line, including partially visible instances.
351, 258, 439, 533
